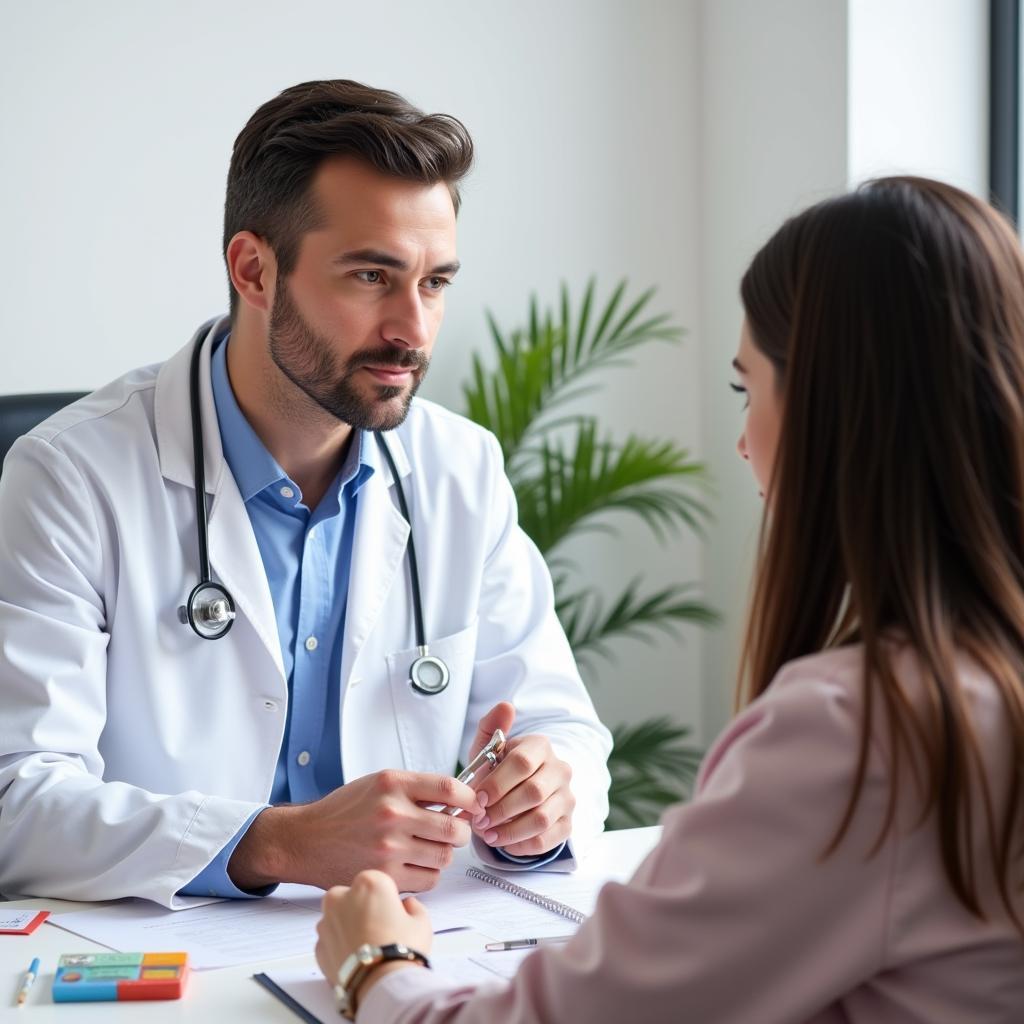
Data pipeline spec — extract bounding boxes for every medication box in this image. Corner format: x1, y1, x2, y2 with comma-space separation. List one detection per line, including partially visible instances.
53, 952, 189, 1002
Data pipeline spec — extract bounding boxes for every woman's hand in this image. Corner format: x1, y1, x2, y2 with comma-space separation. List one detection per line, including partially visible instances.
315, 870, 434, 988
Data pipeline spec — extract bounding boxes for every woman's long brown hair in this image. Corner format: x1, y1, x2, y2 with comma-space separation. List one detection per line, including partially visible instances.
738, 176, 1024, 932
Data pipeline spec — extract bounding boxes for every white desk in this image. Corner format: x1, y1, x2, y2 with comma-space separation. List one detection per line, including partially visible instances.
1, 827, 660, 1020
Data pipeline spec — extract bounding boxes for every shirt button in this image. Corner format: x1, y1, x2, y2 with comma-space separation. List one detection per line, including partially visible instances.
280, 486, 294, 499
262, 700, 278, 712
297, 751, 311, 767
305, 636, 318, 651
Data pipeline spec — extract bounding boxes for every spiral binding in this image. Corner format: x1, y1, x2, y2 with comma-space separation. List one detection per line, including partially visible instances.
465, 866, 586, 924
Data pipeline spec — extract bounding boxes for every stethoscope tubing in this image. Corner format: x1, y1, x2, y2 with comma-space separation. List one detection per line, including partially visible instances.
178, 319, 237, 640
188, 322, 214, 587
374, 431, 427, 649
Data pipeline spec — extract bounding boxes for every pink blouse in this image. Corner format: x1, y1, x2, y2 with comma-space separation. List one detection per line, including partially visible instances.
361, 644, 1024, 1023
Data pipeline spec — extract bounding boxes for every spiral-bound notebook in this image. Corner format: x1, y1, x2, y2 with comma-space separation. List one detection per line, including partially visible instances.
464, 866, 587, 924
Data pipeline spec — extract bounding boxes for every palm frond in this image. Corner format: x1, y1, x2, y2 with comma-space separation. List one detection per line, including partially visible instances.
556, 579, 719, 672
606, 718, 703, 830
513, 421, 710, 555
461, 279, 684, 463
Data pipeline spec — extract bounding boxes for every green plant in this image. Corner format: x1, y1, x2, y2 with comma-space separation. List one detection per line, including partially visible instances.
461, 278, 717, 829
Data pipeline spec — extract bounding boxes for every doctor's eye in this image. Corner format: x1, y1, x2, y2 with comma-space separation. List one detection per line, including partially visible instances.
730, 381, 749, 409
356, 270, 383, 284
424, 276, 452, 291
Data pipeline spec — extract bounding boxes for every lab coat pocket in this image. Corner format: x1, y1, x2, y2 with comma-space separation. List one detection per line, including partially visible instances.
386, 618, 478, 775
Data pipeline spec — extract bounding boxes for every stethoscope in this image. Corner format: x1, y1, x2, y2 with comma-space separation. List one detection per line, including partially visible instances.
176, 318, 451, 696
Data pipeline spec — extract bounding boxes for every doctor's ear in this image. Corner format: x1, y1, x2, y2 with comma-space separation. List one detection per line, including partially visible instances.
225, 231, 277, 315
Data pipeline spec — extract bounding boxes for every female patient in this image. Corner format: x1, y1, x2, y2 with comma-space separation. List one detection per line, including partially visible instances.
313, 177, 1024, 1022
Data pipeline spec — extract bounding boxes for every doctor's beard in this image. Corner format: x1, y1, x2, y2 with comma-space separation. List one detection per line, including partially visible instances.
267, 280, 430, 431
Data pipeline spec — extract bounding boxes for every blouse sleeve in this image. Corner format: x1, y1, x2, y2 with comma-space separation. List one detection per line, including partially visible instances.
360, 664, 895, 1024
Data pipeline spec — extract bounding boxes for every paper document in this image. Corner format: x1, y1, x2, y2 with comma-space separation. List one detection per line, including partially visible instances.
469, 947, 536, 979
49, 882, 475, 970
51, 886, 324, 970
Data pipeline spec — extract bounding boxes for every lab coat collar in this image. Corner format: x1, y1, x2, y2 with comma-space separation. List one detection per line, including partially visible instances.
154, 316, 228, 495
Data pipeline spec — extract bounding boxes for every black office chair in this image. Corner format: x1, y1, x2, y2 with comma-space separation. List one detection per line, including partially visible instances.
0, 393, 89, 478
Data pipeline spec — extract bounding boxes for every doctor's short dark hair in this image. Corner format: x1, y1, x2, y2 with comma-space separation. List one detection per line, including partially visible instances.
222, 79, 474, 318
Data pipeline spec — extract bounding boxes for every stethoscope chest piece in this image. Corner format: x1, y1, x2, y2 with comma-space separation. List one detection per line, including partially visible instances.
409, 648, 450, 695
178, 581, 236, 640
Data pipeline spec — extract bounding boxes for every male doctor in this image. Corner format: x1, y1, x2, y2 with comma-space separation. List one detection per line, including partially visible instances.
0, 79, 611, 908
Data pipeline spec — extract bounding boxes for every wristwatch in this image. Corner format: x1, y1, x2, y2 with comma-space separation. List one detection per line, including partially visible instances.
335, 943, 430, 1019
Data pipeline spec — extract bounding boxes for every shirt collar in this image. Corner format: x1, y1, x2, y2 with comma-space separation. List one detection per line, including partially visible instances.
210, 335, 374, 506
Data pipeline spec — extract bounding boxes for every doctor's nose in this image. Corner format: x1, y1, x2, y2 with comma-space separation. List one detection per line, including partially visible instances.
381, 291, 431, 351
737, 432, 748, 461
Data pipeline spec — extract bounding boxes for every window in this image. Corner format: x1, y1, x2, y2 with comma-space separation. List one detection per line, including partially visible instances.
991, 0, 1021, 223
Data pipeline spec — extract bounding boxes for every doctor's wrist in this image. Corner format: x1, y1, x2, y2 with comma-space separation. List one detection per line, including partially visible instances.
227, 805, 294, 889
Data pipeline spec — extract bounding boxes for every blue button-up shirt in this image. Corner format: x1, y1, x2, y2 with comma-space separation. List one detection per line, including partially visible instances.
181, 336, 373, 898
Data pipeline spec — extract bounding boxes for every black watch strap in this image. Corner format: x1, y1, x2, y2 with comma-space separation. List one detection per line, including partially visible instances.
377, 943, 431, 970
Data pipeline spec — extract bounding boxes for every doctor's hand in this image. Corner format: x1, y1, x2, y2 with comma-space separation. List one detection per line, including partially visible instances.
315, 872, 433, 991
228, 771, 480, 893
468, 702, 576, 857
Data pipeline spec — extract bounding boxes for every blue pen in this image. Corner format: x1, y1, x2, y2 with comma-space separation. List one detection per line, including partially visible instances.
16, 957, 40, 1007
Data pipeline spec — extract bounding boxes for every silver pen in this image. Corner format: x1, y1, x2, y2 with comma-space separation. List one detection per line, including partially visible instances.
484, 936, 574, 951
427, 729, 507, 818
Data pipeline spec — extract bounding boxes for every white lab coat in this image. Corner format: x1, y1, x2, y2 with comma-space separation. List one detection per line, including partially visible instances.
0, 325, 611, 908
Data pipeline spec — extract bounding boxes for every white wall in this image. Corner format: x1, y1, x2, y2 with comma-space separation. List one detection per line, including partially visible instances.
0, 0, 704, 737
696, 0, 851, 738
848, 0, 988, 196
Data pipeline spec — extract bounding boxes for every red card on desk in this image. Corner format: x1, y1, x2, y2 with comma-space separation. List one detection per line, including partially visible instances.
0, 910, 50, 935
